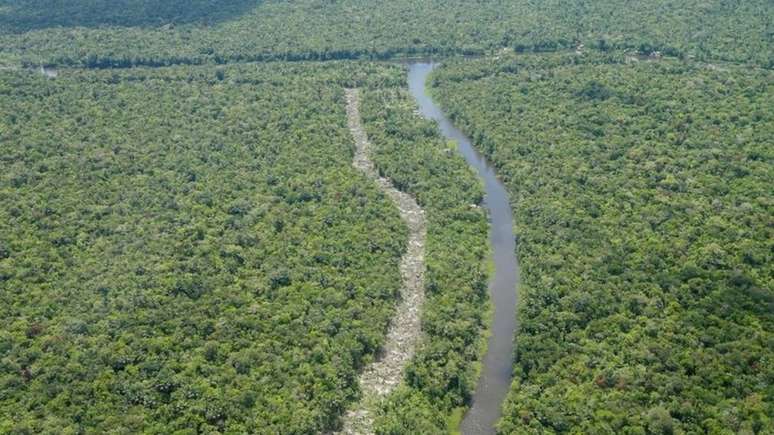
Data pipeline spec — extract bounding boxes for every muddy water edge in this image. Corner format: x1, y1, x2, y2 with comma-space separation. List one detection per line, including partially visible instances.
407, 63, 519, 435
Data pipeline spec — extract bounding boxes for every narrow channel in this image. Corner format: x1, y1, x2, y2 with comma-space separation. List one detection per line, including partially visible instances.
407, 62, 519, 435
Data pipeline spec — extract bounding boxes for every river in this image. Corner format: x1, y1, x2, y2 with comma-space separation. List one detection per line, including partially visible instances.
407, 63, 519, 435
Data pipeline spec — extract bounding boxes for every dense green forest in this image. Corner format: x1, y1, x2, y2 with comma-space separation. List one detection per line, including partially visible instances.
430, 53, 773, 434
1, 1, 773, 433
0, 0, 771, 68
0, 62, 418, 433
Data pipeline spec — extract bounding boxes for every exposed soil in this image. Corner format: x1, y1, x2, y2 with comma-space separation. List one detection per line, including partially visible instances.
337, 89, 427, 435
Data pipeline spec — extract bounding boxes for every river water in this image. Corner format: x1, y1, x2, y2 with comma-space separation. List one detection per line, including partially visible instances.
407, 63, 519, 435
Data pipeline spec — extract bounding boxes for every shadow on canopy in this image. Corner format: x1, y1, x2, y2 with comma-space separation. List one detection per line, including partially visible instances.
0, 0, 261, 33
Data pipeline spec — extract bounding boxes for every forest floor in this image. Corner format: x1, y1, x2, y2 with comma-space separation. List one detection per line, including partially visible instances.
337, 89, 427, 434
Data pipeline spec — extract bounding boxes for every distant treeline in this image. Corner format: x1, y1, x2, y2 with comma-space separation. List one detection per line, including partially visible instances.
1, 0, 771, 68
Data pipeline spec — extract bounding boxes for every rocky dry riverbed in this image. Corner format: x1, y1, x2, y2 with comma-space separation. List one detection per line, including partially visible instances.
337, 89, 427, 435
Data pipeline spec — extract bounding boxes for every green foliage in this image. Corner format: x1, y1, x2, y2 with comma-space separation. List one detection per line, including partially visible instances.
375, 387, 448, 435
0, 61, 413, 433
431, 52, 773, 434
358, 86, 490, 433
0, 0, 771, 68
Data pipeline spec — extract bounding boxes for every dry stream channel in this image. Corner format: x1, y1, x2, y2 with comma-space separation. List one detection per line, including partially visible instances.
338, 89, 427, 434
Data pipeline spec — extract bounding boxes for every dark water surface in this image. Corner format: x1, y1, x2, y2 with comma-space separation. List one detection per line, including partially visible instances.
407, 63, 519, 435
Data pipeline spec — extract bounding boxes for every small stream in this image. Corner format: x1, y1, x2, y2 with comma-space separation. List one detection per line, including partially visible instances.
407, 63, 519, 435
